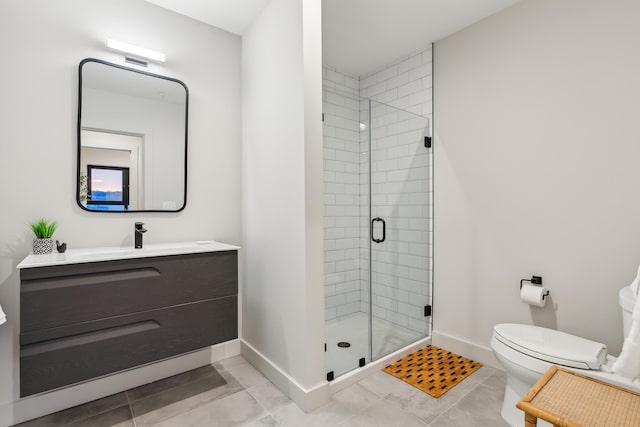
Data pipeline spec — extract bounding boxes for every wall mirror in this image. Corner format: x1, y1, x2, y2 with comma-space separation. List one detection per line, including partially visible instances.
77, 58, 188, 212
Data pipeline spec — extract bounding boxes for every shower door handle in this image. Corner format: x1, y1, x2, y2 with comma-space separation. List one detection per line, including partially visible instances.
371, 217, 386, 243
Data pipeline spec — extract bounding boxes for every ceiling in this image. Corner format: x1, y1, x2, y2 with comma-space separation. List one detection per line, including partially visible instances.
144, 0, 521, 76
322, 0, 521, 76
144, 0, 270, 35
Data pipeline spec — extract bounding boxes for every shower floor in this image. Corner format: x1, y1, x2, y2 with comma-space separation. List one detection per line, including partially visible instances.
325, 312, 424, 378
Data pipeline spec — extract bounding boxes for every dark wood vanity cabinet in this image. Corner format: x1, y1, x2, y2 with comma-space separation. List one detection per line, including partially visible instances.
19, 251, 238, 397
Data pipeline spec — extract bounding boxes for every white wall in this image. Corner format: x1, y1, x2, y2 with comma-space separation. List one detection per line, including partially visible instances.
433, 0, 640, 357
242, 0, 326, 408
0, 0, 241, 421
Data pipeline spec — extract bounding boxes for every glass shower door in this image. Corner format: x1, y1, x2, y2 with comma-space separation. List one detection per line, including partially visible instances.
323, 85, 371, 379
368, 100, 432, 360
323, 90, 432, 380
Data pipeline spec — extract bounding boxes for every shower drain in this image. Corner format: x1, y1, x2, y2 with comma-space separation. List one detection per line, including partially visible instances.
337, 341, 351, 348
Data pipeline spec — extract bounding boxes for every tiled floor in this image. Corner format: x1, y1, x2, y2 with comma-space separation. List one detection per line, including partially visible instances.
16, 355, 509, 427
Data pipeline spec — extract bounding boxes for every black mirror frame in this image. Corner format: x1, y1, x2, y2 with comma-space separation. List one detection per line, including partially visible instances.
77, 58, 189, 213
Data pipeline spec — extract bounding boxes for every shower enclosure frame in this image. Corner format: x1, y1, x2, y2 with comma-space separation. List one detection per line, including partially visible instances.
323, 85, 433, 381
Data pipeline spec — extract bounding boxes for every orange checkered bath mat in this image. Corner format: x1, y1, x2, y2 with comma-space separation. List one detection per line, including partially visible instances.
382, 345, 482, 398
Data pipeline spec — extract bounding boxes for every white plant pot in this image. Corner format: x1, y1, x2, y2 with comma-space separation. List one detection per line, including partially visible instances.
33, 238, 54, 255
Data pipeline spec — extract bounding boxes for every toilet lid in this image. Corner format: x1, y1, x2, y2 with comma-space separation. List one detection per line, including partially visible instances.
493, 323, 607, 369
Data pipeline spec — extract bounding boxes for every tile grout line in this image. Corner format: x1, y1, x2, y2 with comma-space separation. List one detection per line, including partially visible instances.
125, 390, 137, 427
243, 384, 284, 427
378, 366, 490, 426
133, 365, 243, 426
119, 364, 229, 426
222, 362, 283, 426
54, 395, 132, 427
428, 369, 496, 425
126, 367, 221, 406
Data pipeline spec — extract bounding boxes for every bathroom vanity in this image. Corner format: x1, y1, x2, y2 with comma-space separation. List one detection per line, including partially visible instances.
17, 241, 238, 397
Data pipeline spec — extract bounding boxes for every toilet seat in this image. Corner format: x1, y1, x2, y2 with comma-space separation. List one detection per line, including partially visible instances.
493, 323, 607, 370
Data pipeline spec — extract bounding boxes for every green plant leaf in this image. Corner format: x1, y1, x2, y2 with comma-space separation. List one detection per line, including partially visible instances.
29, 218, 57, 238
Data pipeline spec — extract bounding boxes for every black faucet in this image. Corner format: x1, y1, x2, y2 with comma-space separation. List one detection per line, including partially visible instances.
134, 222, 147, 249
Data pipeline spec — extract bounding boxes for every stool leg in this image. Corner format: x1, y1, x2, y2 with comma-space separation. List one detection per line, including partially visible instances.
524, 413, 537, 427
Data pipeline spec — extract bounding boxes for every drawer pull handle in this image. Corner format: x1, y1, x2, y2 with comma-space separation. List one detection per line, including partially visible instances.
22, 268, 161, 293
21, 320, 160, 357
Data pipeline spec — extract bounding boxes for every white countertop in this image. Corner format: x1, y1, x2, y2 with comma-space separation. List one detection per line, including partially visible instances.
17, 240, 240, 269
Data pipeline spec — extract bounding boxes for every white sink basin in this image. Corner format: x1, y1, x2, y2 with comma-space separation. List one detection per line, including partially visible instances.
17, 241, 240, 269
68, 249, 135, 262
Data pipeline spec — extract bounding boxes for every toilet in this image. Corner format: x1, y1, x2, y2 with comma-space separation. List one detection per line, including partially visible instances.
490, 285, 640, 427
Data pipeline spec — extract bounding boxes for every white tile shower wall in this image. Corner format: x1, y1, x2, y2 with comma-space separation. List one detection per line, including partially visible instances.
360, 48, 433, 336
323, 66, 362, 321
323, 47, 433, 337
360, 48, 432, 120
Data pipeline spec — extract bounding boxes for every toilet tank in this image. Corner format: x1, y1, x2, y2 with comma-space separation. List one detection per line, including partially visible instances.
619, 285, 636, 338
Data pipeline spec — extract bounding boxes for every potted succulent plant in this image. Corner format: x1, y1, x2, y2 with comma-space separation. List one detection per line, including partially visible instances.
29, 218, 57, 254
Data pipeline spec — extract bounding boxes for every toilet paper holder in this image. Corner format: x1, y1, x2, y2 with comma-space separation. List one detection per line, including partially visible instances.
520, 276, 549, 300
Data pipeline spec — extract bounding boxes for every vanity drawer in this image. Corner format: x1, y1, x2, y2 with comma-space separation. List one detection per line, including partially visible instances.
20, 296, 237, 397
20, 251, 237, 332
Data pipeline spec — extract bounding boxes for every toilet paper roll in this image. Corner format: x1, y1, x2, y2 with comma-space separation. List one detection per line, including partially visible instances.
521, 284, 547, 307
0, 304, 5, 325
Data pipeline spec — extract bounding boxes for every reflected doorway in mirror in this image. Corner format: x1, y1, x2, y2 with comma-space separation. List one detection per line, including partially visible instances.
80, 130, 142, 211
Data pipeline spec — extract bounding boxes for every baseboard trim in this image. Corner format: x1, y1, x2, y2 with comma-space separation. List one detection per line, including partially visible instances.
0, 339, 240, 426
431, 330, 501, 369
210, 338, 241, 363
240, 339, 330, 412
329, 336, 432, 394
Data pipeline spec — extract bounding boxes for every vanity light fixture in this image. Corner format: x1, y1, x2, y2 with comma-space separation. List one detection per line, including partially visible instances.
106, 38, 166, 66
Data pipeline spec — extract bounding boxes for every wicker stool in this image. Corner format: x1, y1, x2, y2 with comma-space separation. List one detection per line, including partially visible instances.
517, 366, 640, 427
